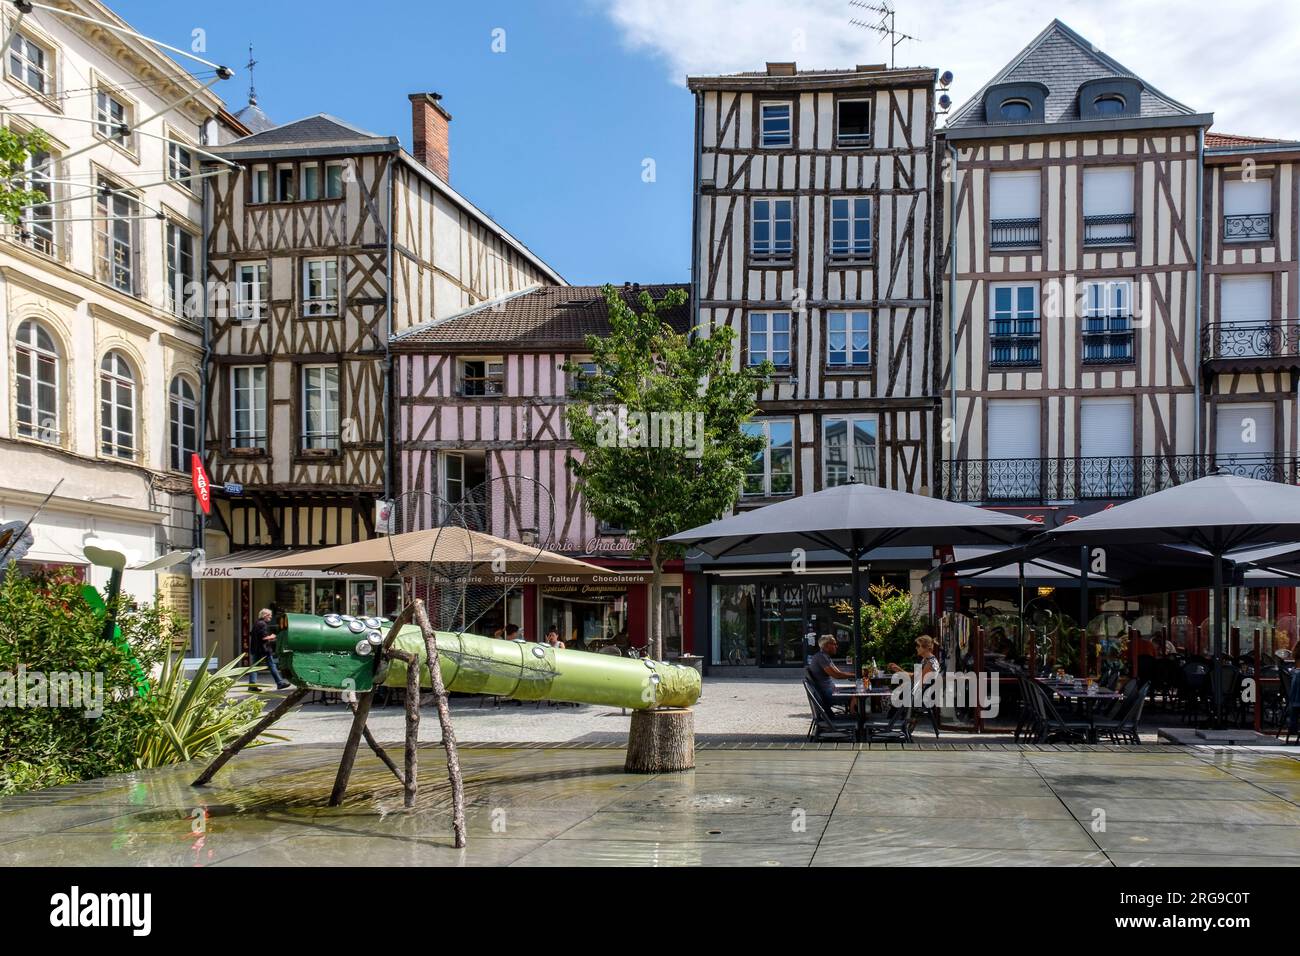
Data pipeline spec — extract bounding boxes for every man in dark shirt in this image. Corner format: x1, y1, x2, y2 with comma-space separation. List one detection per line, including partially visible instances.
249, 608, 290, 690
808, 635, 854, 713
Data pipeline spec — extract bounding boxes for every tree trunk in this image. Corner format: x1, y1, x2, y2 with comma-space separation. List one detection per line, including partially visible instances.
624, 707, 694, 772
649, 545, 663, 661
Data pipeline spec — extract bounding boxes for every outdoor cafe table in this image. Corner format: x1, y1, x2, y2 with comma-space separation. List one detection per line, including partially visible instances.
834, 682, 895, 739
1037, 679, 1124, 730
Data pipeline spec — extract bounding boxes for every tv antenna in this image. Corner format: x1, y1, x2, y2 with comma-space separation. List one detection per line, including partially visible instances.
848, 0, 918, 69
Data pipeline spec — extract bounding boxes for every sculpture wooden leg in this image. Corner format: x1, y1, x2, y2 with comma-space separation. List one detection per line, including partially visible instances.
193, 687, 308, 786
387, 648, 421, 808
625, 707, 695, 773
413, 599, 466, 848
329, 689, 374, 806
350, 702, 404, 786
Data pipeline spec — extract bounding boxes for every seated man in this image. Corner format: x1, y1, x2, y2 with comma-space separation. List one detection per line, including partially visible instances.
807, 635, 854, 714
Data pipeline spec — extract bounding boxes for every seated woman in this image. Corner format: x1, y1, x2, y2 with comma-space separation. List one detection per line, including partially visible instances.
888, 635, 941, 703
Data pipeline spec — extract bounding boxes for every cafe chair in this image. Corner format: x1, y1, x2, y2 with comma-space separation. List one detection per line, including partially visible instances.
804, 681, 856, 742
1091, 681, 1150, 745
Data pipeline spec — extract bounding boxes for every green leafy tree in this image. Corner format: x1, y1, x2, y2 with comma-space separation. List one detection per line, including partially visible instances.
565, 285, 770, 660
0, 126, 52, 226
834, 579, 928, 667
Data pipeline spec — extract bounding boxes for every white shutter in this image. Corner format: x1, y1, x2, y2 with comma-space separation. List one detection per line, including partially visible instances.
1083, 167, 1134, 216
990, 171, 1040, 219
1220, 275, 1271, 323
1080, 398, 1133, 457
1224, 180, 1270, 216
987, 400, 1040, 458
1216, 404, 1273, 456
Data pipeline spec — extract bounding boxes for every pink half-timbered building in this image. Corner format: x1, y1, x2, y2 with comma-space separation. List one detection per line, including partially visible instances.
393, 284, 699, 655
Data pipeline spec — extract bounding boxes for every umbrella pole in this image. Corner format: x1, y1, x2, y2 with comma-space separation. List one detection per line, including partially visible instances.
1212, 552, 1224, 728
1079, 546, 1089, 676
1017, 560, 1025, 664
850, 543, 863, 679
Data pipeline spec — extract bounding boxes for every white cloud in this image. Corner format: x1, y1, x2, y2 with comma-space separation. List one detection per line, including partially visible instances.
595, 0, 1300, 138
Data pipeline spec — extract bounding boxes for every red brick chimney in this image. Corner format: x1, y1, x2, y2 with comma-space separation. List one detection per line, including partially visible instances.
408, 92, 451, 181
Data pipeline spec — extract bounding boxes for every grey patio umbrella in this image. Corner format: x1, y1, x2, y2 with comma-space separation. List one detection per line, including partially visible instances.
664, 483, 1040, 672
1046, 473, 1300, 722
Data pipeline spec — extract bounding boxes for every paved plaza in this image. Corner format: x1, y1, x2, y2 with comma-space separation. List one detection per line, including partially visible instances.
4, 740, 1300, 866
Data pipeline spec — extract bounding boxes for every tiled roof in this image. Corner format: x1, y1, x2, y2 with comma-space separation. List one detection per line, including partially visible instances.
946, 19, 1200, 131
393, 284, 691, 350
1205, 132, 1292, 148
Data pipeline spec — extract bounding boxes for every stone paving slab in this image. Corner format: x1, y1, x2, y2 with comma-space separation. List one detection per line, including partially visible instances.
6, 741, 1299, 866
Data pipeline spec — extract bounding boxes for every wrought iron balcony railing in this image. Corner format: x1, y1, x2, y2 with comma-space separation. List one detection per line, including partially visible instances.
1082, 316, 1134, 364
990, 218, 1041, 250
1202, 320, 1300, 362
941, 454, 1299, 503
1224, 213, 1272, 242
989, 317, 1040, 367
1083, 213, 1135, 247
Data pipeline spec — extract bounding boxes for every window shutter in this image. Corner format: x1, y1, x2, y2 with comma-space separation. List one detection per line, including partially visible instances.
1224, 180, 1270, 216
1220, 275, 1271, 323
987, 400, 1040, 458
1080, 397, 1133, 457
1216, 404, 1273, 456
990, 171, 1040, 219
1083, 167, 1134, 216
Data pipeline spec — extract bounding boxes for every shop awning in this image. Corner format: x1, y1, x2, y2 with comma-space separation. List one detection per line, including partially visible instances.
193, 549, 363, 579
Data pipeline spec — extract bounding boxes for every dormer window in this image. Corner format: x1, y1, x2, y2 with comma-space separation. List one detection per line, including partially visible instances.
1093, 94, 1125, 116
1000, 99, 1032, 120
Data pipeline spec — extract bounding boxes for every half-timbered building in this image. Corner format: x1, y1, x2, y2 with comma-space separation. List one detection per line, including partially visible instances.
392, 284, 696, 655
686, 63, 940, 669
198, 93, 562, 662
938, 20, 1213, 515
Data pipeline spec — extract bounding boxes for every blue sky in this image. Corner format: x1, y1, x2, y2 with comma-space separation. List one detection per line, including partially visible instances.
118, 0, 695, 285
117, 0, 1300, 286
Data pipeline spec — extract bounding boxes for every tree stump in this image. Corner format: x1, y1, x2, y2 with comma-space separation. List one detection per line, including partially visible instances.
625, 707, 695, 773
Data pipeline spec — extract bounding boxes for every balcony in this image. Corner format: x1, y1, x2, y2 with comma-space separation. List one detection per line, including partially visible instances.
1224, 213, 1272, 242
1083, 213, 1135, 247
1202, 320, 1300, 368
989, 317, 1040, 368
990, 218, 1041, 250
1082, 317, 1134, 365
941, 455, 1299, 503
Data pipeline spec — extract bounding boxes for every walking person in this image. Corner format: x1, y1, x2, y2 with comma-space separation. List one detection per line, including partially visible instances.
250, 608, 290, 690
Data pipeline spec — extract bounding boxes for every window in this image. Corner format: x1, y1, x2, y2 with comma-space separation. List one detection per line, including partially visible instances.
1081, 280, 1133, 364
18, 146, 53, 255
440, 451, 487, 517
836, 99, 871, 146
987, 399, 1040, 499
824, 416, 877, 487
830, 197, 871, 258
748, 312, 791, 367
459, 358, 504, 397
750, 198, 793, 261
168, 376, 197, 472
1224, 179, 1272, 242
999, 98, 1032, 120
94, 88, 130, 147
249, 165, 269, 204
989, 283, 1040, 367
1217, 275, 1273, 358
325, 162, 345, 198
1080, 397, 1134, 497
167, 139, 195, 192
759, 102, 791, 147
166, 223, 198, 318
301, 365, 340, 452
99, 351, 135, 459
301, 257, 338, 316
9, 33, 49, 95
1083, 166, 1135, 246
742, 420, 794, 498
1093, 95, 1125, 116
275, 164, 295, 202
827, 311, 871, 368
989, 170, 1041, 249
95, 177, 135, 293
235, 262, 268, 322
230, 365, 267, 449
300, 163, 320, 201
15, 320, 59, 443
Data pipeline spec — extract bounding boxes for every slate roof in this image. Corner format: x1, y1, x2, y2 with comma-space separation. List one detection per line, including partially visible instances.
232, 100, 275, 134
220, 113, 392, 149
392, 284, 691, 350
945, 19, 1204, 134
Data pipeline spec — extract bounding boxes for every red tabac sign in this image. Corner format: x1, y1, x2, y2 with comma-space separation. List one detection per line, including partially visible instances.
191, 453, 211, 515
